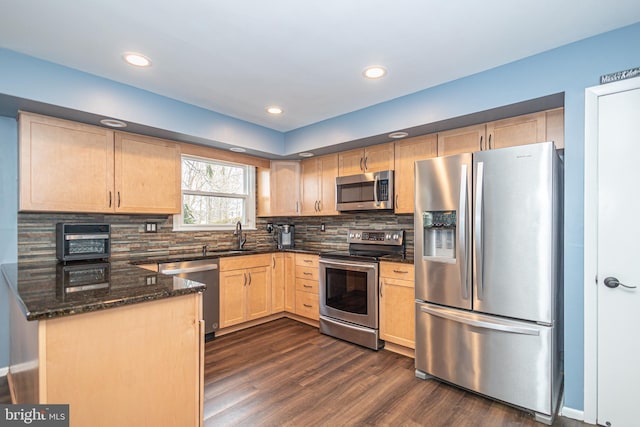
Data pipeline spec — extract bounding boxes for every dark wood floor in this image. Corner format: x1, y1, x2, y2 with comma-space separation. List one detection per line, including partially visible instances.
204, 318, 589, 427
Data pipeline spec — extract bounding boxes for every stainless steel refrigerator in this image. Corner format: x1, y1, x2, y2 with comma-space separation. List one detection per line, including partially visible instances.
414, 141, 563, 425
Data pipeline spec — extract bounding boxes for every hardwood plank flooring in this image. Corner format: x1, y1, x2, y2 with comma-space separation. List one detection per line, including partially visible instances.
204, 318, 587, 427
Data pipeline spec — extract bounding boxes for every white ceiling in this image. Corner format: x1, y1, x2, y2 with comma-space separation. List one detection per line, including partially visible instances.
1, 0, 639, 132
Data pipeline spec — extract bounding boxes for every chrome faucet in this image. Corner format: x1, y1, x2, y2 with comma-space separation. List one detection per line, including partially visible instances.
234, 221, 246, 249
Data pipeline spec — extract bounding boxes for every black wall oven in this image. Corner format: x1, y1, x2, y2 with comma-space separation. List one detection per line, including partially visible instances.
319, 229, 405, 350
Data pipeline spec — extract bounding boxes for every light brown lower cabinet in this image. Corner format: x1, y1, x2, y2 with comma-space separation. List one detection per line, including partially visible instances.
294, 253, 319, 320
219, 254, 272, 328
9, 293, 203, 427
379, 262, 415, 349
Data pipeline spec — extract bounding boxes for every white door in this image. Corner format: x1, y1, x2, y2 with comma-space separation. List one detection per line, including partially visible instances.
596, 85, 640, 427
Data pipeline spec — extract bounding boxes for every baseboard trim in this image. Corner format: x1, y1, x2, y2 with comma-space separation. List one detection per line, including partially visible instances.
560, 406, 584, 421
0, 367, 7, 377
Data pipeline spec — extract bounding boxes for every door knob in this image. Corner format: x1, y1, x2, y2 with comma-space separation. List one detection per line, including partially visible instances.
604, 276, 637, 289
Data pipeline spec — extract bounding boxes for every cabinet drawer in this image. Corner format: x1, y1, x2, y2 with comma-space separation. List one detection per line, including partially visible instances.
296, 278, 318, 294
220, 254, 271, 271
380, 262, 414, 280
295, 265, 318, 281
295, 290, 319, 320
295, 253, 319, 268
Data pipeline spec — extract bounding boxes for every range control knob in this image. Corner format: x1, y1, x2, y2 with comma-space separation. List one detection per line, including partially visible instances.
392, 233, 400, 240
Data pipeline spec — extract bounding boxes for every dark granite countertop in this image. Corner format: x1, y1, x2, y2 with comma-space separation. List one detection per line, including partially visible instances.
129, 247, 322, 266
2, 261, 206, 321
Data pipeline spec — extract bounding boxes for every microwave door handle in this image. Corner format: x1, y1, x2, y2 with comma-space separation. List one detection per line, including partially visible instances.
374, 174, 379, 205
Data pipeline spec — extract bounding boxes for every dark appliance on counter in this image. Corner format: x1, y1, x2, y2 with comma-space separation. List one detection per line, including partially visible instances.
335, 170, 394, 211
275, 224, 295, 249
56, 261, 111, 301
319, 229, 405, 350
56, 223, 111, 262
158, 259, 219, 341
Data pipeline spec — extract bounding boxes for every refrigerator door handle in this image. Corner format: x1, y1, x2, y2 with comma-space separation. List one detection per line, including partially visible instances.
474, 161, 485, 300
458, 164, 469, 300
419, 305, 541, 336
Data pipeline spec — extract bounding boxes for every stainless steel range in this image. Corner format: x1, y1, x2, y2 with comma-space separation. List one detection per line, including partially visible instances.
319, 229, 405, 350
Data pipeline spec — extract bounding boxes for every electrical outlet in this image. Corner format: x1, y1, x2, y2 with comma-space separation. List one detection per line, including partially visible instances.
145, 222, 157, 233
320, 223, 326, 232
266, 223, 273, 233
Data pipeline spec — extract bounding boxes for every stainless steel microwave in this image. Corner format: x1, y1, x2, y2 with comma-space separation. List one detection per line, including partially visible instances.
335, 170, 394, 211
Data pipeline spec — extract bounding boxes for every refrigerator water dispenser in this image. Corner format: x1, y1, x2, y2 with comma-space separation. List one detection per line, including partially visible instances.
422, 211, 457, 262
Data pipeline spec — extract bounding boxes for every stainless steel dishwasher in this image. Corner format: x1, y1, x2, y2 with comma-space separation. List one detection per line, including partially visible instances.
158, 258, 219, 341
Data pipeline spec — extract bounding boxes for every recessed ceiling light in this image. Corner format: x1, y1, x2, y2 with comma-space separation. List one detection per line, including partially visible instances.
123, 52, 152, 67
299, 152, 314, 158
388, 131, 409, 139
229, 147, 246, 153
363, 66, 387, 79
266, 106, 284, 115
100, 118, 127, 128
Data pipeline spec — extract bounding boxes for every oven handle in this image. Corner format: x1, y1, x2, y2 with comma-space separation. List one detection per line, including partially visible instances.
319, 259, 377, 270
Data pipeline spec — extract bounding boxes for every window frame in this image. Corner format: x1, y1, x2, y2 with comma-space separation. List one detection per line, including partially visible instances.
173, 154, 256, 231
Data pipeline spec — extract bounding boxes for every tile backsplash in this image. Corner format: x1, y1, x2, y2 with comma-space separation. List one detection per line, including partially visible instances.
18, 212, 415, 264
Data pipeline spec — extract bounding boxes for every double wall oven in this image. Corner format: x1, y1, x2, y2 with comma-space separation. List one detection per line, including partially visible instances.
319, 229, 405, 350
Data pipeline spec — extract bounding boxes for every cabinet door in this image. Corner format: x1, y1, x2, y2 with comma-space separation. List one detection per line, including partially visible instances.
364, 142, 395, 172
219, 270, 247, 328
246, 266, 271, 321
394, 134, 438, 214
256, 167, 272, 217
300, 158, 320, 215
284, 253, 296, 313
437, 124, 486, 156
338, 148, 365, 176
380, 277, 415, 349
19, 112, 114, 212
486, 112, 546, 150
270, 161, 301, 215
318, 153, 339, 215
271, 253, 285, 313
545, 108, 565, 149
114, 132, 181, 214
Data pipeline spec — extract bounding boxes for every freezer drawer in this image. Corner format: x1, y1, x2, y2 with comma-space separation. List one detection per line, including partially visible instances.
415, 302, 562, 420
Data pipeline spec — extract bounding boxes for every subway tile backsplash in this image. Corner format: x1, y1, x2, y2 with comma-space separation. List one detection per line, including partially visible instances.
18, 213, 414, 264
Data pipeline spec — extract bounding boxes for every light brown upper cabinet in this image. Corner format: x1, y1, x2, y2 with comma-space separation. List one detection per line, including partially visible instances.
268, 160, 301, 216
437, 109, 564, 156
19, 112, 181, 214
300, 153, 339, 216
485, 111, 546, 150
437, 123, 487, 156
338, 142, 395, 176
394, 134, 438, 214
113, 132, 181, 214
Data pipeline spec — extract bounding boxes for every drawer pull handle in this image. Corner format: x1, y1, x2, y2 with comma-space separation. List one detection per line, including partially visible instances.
393, 269, 409, 274
303, 259, 313, 263
303, 284, 312, 288
303, 303, 312, 308
303, 272, 313, 276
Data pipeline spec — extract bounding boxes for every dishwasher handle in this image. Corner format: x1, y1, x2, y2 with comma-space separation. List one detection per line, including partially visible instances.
159, 264, 218, 275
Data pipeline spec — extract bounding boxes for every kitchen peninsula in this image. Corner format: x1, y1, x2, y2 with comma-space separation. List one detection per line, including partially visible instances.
2, 261, 205, 427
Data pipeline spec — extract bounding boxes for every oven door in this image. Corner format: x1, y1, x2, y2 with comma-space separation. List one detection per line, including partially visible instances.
319, 258, 379, 329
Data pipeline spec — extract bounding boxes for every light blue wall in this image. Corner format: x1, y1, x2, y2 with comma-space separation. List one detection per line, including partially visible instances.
0, 48, 285, 156
0, 22, 639, 408
285, 23, 640, 410
0, 116, 18, 369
